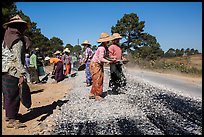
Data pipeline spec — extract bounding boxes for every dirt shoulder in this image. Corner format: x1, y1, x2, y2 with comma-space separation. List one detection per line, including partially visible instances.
2, 81, 72, 135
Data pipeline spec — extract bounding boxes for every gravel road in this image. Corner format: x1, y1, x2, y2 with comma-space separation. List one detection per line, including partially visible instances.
40, 66, 202, 135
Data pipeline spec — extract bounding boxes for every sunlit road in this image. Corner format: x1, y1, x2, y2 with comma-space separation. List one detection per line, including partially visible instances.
127, 68, 202, 99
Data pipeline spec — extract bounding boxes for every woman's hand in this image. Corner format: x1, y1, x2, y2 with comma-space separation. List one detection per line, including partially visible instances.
122, 56, 127, 61
109, 59, 117, 64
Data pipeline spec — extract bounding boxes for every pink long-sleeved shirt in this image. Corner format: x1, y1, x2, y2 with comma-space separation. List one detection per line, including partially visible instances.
108, 44, 122, 60
91, 46, 110, 64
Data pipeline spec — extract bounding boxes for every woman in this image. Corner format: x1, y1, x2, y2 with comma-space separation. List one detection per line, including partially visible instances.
61, 48, 72, 77
51, 51, 64, 83
108, 33, 127, 94
81, 40, 94, 87
2, 15, 31, 128
89, 32, 115, 101
25, 53, 31, 83
29, 50, 40, 84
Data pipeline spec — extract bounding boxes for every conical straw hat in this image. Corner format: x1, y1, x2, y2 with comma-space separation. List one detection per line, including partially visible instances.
111, 33, 122, 40
3, 14, 28, 29
81, 40, 91, 46
63, 48, 70, 53
54, 50, 61, 55
97, 32, 113, 43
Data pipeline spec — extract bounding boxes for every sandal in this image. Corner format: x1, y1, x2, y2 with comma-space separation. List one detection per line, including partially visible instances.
95, 95, 104, 101
88, 93, 95, 99
7, 120, 27, 129
86, 83, 92, 87
89, 96, 95, 99
5, 117, 9, 122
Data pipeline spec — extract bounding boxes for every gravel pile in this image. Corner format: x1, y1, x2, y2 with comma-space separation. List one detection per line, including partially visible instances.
40, 67, 202, 135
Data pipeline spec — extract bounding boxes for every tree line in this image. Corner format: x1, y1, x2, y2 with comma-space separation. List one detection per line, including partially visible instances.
2, 2, 201, 60
164, 48, 200, 58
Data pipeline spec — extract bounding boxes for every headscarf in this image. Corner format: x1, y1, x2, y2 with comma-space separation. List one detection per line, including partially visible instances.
50, 58, 61, 64
23, 35, 32, 50
3, 27, 31, 50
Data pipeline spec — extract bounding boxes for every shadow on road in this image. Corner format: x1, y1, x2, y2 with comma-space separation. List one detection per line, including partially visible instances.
31, 89, 44, 94
19, 99, 68, 123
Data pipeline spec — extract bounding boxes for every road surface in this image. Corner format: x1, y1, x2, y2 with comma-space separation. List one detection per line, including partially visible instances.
127, 68, 202, 99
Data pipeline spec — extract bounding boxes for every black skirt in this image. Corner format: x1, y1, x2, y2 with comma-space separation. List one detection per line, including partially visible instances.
2, 74, 20, 119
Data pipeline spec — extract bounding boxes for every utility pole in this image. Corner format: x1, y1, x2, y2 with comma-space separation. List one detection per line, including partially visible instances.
78, 38, 79, 46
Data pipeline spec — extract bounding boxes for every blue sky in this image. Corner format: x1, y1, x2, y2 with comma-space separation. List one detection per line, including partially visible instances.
16, 2, 202, 53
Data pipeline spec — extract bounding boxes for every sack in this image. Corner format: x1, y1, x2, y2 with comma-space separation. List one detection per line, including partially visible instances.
78, 63, 86, 71
19, 81, 32, 108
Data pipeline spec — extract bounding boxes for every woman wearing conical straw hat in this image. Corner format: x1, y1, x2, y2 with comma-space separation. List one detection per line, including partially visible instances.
81, 40, 94, 87
108, 33, 127, 94
61, 48, 72, 77
2, 14, 31, 128
88, 32, 116, 101
51, 50, 64, 83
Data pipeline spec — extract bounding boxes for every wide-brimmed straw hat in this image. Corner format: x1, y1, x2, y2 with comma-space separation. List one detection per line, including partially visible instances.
111, 33, 122, 40
97, 32, 113, 43
3, 14, 28, 29
54, 50, 61, 55
81, 40, 91, 46
44, 56, 50, 61
63, 48, 70, 53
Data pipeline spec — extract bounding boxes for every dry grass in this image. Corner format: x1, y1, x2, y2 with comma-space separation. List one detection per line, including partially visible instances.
189, 54, 202, 70
163, 54, 202, 70
131, 54, 202, 78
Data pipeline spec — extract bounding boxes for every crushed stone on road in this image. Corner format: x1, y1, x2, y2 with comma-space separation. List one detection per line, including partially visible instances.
40, 67, 202, 135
